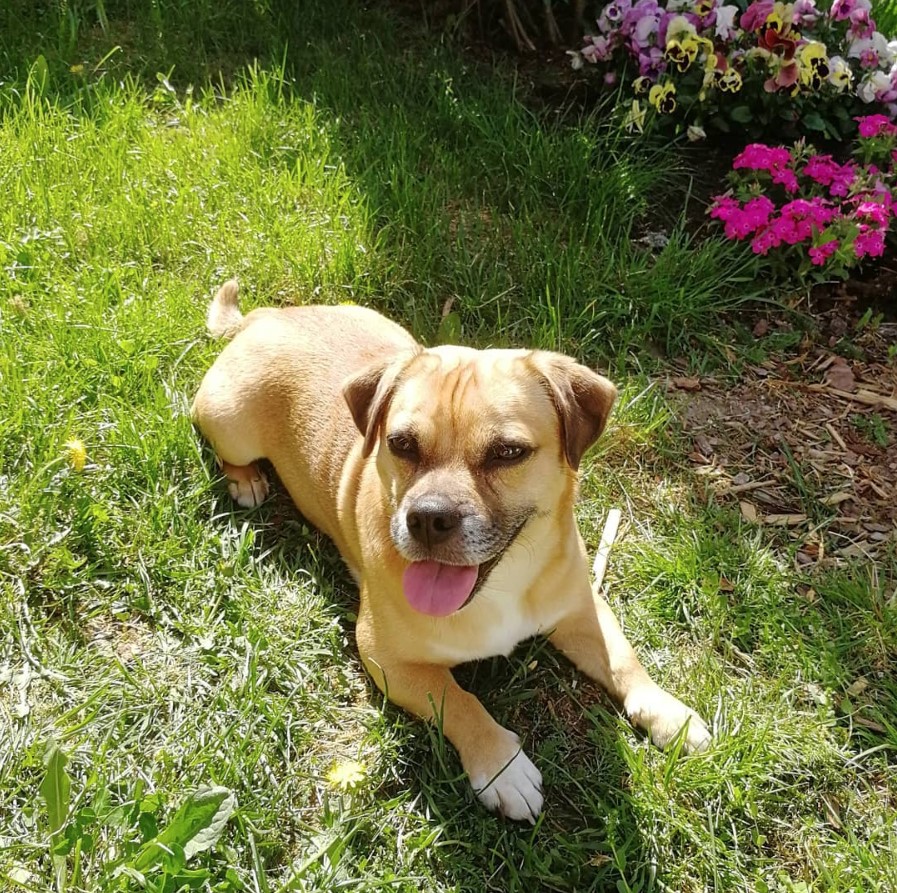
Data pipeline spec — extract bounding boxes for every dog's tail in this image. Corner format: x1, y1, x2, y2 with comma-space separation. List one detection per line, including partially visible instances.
206, 279, 244, 339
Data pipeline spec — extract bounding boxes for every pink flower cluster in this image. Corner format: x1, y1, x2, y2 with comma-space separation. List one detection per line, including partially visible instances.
709, 117, 897, 275
856, 113, 897, 138
733, 145, 800, 193
710, 192, 839, 257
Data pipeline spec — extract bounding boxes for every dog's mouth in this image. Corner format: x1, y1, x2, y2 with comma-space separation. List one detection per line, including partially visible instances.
401, 519, 529, 617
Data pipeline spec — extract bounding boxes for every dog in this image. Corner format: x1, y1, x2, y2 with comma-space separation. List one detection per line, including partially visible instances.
191, 281, 710, 822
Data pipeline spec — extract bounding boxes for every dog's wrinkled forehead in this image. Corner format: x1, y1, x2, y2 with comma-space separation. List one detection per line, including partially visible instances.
388, 348, 554, 448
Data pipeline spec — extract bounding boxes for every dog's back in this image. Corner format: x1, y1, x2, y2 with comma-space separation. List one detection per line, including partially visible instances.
192, 282, 418, 547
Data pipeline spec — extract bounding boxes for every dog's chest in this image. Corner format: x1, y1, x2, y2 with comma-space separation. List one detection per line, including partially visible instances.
428, 589, 566, 664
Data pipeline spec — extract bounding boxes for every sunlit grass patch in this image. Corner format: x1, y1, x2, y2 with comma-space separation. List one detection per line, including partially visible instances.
1, 1, 895, 891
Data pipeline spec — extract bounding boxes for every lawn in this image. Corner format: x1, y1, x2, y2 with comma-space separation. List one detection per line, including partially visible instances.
1, 1, 895, 891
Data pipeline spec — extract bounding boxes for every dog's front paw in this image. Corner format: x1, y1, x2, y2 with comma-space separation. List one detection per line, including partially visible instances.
467, 728, 543, 823
625, 684, 711, 754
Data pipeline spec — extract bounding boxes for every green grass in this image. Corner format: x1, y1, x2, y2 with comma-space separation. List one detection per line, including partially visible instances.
1, 1, 895, 891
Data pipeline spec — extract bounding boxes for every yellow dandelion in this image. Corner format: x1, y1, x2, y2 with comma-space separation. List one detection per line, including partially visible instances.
326, 760, 366, 791
70, 64, 85, 76
64, 440, 87, 472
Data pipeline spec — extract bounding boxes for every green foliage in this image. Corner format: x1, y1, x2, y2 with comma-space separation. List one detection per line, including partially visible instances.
36, 749, 237, 892
0, 2, 895, 892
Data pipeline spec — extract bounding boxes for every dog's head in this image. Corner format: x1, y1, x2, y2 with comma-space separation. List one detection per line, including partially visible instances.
343, 346, 616, 616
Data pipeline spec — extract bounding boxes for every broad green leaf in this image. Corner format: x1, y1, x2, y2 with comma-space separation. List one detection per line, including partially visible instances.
132, 787, 235, 872
28, 54, 49, 97
436, 310, 463, 345
40, 745, 71, 835
40, 745, 71, 892
803, 112, 826, 132
729, 106, 752, 124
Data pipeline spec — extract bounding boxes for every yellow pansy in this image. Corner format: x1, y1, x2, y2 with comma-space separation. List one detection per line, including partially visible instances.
648, 81, 677, 114
765, 2, 794, 33
798, 41, 829, 89
632, 76, 651, 95
667, 33, 714, 72
828, 56, 852, 92
665, 15, 697, 43
719, 68, 743, 92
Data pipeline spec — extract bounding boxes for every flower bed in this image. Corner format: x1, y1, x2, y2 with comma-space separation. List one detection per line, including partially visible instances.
574, 1, 897, 141
708, 115, 897, 279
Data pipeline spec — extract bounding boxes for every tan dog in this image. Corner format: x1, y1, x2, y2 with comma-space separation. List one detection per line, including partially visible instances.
192, 281, 710, 822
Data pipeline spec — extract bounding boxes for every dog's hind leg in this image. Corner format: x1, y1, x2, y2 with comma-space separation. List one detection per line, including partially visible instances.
192, 369, 270, 508
219, 459, 269, 508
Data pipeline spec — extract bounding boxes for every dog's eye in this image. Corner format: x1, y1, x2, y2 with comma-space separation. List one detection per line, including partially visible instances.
387, 433, 419, 460
489, 443, 531, 465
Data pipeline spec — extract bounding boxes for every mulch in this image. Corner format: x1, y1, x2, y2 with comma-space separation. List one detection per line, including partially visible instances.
389, 2, 897, 564
668, 306, 896, 567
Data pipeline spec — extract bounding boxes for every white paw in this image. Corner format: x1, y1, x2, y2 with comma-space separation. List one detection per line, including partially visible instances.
467, 729, 543, 823
625, 684, 711, 754
227, 470, 269, 508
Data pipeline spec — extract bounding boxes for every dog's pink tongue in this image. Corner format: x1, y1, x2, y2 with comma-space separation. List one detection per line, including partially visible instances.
402, 561, 478, 616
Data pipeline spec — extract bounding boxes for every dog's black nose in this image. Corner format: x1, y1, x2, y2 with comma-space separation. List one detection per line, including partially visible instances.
406, 499, 461, 548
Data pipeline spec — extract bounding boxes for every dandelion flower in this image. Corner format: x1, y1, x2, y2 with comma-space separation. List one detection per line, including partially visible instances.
326, 760, 366, 791
64, 440, 87, 472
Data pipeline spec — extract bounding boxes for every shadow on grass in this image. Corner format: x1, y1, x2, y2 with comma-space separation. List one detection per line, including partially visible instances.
2, 0, 760, 361
228, 462, 650, 890
5, 0, 895, 887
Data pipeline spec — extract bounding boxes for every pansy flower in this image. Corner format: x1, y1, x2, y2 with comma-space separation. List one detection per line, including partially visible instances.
648, 80, 677, 112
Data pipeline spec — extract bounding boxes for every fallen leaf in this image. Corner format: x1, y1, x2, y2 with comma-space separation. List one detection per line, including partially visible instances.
694, 434, 715, 457
854, 715, 886, 734
819, 492, 853, 506
765, 513, 807, 526
671, 376, 701, 391
821, 793, 843, 830
837, 542, 874, 559
740, 501, 758, 523
824, 360, 856, 392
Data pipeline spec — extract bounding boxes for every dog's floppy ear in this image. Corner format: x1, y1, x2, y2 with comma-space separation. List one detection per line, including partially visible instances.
343, 352, 417, 458
530, 351, 617, 470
